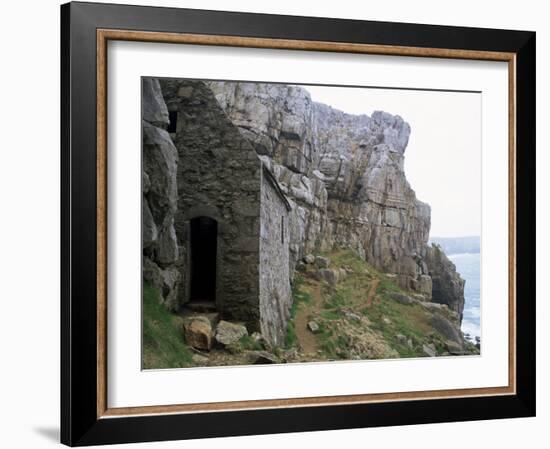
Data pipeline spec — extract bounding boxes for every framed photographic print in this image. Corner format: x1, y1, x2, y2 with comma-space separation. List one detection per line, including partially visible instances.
60, 1, 536, 446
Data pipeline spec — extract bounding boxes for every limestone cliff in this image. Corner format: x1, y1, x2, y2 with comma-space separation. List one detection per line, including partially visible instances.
142, 78, 182, 311
425, 244, 466, 320
207, 82, 442, 302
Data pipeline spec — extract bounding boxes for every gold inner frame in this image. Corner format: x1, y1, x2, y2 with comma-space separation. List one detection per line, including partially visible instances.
96, 28, 517, 419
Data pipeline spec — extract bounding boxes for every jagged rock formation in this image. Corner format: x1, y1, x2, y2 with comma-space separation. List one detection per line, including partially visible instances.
206, 83, 327, 274
142, 78, 467, 343
208, 82, 435, 299
142, 78, 181, 311
425, 244, 466, 320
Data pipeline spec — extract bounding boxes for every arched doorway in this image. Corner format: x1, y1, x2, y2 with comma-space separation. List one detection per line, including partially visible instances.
189, 216, 218, 304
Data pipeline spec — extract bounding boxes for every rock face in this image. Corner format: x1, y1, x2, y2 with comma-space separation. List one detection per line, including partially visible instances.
207, 82, 327, 274
423, 343, 437, 357
316, 268, 340, 286
315, 256, 330, 268
425, 244, 466, 320
207, 81, 466, 320
142, 78, 181, 310
429, 314, 463, 345
390, 292, 415, 305
208, 82, 433, 298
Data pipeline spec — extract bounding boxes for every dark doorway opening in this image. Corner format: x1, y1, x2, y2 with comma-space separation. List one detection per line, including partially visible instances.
167, 110, 178, 133
189, 216, 218, 304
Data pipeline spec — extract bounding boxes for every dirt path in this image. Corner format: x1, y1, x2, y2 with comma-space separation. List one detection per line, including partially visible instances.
364, 279, 379, 309
294, 282, 322, 356
293, 276, 379, 356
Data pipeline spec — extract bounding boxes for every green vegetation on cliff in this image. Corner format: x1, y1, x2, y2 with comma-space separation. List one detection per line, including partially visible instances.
286, 250, 476, 361
141, 250, 477, 370
142, 282, 193, 369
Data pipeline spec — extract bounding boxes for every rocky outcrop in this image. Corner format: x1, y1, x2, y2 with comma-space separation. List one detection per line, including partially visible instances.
207, 81, 466, 321
429, 314, 463, 345
207, 82, 435, 298
315, 105, 432, 294
425, 244, 465, 320
142, 78, 181, 310
208, 82, 328, 274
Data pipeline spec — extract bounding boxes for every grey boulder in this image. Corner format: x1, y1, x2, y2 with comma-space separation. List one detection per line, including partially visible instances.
430, 314, 463, 345
215, 320, 248, 346
315, 256, 331, 268
390, 292, 415, 305
307, 321, 320, 333
247, 350, 279, 364
422, 343, 437, 357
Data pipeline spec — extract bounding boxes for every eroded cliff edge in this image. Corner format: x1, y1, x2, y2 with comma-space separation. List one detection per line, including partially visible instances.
142, 79, 466, 328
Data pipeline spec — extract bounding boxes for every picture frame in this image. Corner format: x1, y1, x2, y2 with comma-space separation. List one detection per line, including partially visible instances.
60, 1, 535, 446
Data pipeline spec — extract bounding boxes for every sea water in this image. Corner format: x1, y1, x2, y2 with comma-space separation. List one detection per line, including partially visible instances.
448, 252, 481, 343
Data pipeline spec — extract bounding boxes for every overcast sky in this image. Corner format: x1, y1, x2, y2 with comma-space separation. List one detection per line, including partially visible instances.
303, 85, 481, 238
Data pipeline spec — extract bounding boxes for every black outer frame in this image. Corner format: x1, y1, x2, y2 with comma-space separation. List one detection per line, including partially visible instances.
60, 1, 535, 446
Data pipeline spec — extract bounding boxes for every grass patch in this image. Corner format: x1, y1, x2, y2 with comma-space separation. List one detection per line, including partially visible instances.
320, 310, 340, 320
228, 334, 265, 353
285, 322, 298, 348
291, 275, 312, 309
317, 325, 339, 359
142, 282, 193, 369
300, 249, 453, 358
284, 249, 468, 359
285, 274, 312, 348
327, 249, 368, 273
377, 277, 403, 295
362, 297, 435, 357
324, 289, 348, 310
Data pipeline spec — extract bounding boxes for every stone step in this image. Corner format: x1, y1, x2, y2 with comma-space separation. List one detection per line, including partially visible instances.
186, 301, 217, 313
179, 310, 220, 327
